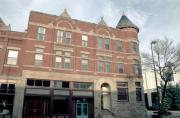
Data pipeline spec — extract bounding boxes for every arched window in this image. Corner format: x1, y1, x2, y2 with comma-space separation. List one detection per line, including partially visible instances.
132, 59, 142, 76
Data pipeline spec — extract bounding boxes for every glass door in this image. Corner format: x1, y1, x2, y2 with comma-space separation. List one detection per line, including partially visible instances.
76, 102, 88, 118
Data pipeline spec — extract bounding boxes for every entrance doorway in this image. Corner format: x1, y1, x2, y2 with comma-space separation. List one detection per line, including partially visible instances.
26, 100, 44, 118
76, 101, 88, 118
101, 83, 111, 110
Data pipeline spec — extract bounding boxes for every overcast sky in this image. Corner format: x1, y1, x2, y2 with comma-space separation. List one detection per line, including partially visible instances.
0, 0, 180, 53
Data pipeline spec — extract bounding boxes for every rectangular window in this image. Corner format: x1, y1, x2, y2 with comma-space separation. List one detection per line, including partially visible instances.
81, 54, 88, 70
34, 48, 43, 66
118, 63, 124, 73
132, 42, 138, 53
105, 62, 110, 72
7, 50, 18, 65
56, 50, 62, 55
54, 81, 69, 89
57, 30, 63, 43
64, 52, 71, 56
98, 61, 103, 72
82, 35, 88, 47
37, 27, 46, 40
97, 38, 103, 49
73, 82, 93, 90
35, 54, 43, 66
133, 64, 142, 76
117, 82, 129, 101
55, 56, 62, 67
105, 38, 110, 50
26, 79, 50, 87
116, 41, 123, 52
65, 32, 71, 45
81, 59, 88, 70
64, 57, 71, 69
136, 82, 142, 101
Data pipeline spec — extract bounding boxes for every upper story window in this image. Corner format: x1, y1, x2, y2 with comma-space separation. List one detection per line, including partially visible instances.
7, 50, 19, 65
57, 30, 63, 43
135, 82, 142, 101
73, 82, 93, 90
117, 60, 124, 73
81, 54, 88, 70
97, 38, 103, 49
97, 56, 111, 72
105, 38, 110, 50
37, 27, 46, 41
117, 82, 129, 101
55, 56, 62, 68
65, 32, 71, 45
54, 81, 69, 89
132, 42, 138, 53
82, 35, 88, 47
116, 40, 123, 52
97, 37, 110, 50
27, 79, 50, 87
54, 50, 72, 69
34, 48, 44, 66
132, 59, 142, 76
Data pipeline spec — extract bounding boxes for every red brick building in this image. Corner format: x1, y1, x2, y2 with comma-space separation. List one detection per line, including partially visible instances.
0, 9, 146, 118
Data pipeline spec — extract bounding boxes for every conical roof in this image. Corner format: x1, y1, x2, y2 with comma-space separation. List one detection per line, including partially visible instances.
116, 15, 139, 32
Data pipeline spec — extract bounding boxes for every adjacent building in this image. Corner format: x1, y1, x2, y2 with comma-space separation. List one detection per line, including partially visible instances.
0, 9, 146, 118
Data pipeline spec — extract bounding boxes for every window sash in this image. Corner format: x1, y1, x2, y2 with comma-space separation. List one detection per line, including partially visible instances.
81, 59, 88, 70
65, 32, 71, 45
132, 42, 138, 52
118, 63, 124, 73
117, 88, 129, 101
133, 64, 142, 75
64, 58, 71, 68
38, 27, 46, 34
105, 38, 110, 50
37, 27, 46, 40
8, 50, 18, 58
82, 35, 88, 47
98, 61, 103, 72
57, 30, 63, 43
105, 62, 110, 72
7, 50, 18, 65
97, 38, 103, 49
116, 41, 123, 52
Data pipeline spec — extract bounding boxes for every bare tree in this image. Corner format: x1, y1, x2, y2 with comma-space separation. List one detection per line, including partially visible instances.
142, 37, 180, 115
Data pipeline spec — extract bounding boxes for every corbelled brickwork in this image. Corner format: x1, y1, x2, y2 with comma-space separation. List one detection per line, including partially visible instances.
0, 9, 146, 118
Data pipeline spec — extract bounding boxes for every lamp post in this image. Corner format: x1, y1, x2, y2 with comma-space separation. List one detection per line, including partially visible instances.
150, 41, 161, 112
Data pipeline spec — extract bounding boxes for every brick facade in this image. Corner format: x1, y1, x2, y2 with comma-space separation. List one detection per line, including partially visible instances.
0, 9, 146, 118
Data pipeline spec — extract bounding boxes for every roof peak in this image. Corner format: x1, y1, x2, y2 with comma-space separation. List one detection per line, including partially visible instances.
98, 17, 107, 26
60, 8, 71, 19
116, 15, 139, 32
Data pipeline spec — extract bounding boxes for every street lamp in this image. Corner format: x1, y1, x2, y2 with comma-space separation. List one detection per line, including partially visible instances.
150, 41, 161, 112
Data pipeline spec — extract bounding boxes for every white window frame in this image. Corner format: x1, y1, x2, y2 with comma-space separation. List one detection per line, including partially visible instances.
82, 35, 88, 47
37, 27, 46, 41
7, 50, 19, 65
57, 30, 63, 43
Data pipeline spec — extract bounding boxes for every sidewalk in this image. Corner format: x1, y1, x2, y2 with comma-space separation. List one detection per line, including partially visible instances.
146, 110, 180, 118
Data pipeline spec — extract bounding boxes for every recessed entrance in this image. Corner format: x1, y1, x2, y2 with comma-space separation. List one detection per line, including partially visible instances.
76, 100, 88, 118
101, 83, 111, 110
26, 100, 44, 118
